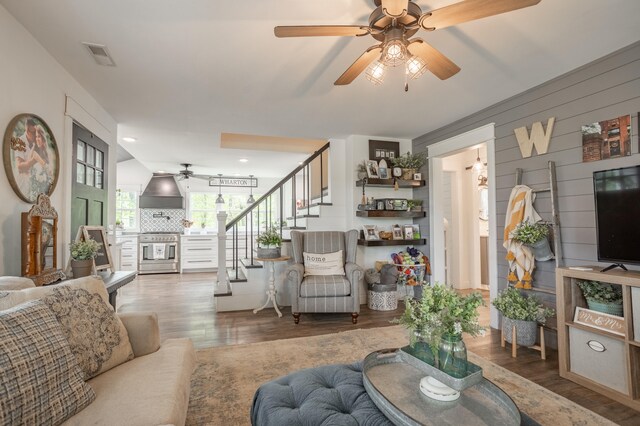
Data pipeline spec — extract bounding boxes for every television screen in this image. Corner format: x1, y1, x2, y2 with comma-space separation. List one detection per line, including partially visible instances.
593, 165, 640, 265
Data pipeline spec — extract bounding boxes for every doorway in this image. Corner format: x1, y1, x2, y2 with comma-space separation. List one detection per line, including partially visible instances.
70, 123, 109, 240
428, 124, 499, 328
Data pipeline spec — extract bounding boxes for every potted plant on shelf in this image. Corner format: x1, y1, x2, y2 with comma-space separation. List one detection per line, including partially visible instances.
511, 220, 554, 261
396, 283, 484, 378
407, 199, 423, 212
256, 226, 282, 259
69, 238, 100, 278
492, 287, 554, 347
577, 280, 623, 316
356, 161, 368, 180
390, 151, 427, 180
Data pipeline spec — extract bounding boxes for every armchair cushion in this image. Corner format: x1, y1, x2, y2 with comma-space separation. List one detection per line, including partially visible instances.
303, 250, 345, 277
300, 275, 351, 297
118, 312, 160, 358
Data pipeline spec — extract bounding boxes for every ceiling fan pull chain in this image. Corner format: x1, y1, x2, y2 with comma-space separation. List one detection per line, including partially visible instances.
404, 72, 409, 92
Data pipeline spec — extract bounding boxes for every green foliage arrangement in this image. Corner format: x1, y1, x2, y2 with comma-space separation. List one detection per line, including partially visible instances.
256, 226, 282, 248
70, 238, 100, 261
357, 160, 368, 173
510, 220, 549, 245
390, 151, 428, 170
492, 287, 555, 324
577, 280, 623, 304
396, 283, 484, 351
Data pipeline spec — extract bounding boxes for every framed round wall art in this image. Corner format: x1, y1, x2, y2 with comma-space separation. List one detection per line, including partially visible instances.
3, 113, 60, 203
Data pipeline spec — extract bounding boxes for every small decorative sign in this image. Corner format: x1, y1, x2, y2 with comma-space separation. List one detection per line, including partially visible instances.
573, 306, 625, 336
208, 176, 258, 188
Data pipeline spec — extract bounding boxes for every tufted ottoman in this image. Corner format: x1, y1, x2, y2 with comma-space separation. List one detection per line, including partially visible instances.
251, 363, 392, 426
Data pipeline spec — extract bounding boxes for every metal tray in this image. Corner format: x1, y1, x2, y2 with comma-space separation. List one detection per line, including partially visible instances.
363, 349, 521, 426
400, 345, 483, 391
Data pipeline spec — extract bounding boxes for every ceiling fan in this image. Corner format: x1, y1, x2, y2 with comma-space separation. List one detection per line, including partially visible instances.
171, 163, 213, 181
274, 0, 541, 87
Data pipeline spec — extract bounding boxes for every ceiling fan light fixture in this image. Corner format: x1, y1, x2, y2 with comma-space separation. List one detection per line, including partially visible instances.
406, 55, 427, 79
365, 60, 386, 85
382, 39, 407, 67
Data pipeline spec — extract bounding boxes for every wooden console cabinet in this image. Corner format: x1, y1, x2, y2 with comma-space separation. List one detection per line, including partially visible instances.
556, 267, 640, 410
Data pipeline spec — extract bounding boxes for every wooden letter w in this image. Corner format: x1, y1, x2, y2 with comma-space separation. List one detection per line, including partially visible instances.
514, 117, 556, 158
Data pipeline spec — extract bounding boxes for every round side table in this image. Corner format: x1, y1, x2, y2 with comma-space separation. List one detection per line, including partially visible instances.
253, 256, 290, 318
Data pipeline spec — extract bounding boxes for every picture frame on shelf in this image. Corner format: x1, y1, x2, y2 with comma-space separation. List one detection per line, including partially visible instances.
362, 225, 380, 241
413, 173, 422, 180
376, 200, 385, 210
392, 167, 402, 178
365, 160, 379, 178
411, 224, 421, 238
392, 225, 404, 240
403, 225, 414, 240
379, 167, 389, 179
369, 140, 400, 162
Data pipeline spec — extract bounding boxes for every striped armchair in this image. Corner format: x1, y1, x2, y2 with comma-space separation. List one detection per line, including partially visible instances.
286, 230, 364, 324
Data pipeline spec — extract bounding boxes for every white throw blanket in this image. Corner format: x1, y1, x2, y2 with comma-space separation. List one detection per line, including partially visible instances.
503, 185, 541, 289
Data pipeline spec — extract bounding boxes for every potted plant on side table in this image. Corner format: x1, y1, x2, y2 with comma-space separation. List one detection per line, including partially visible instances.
577, 280, 623, 316
256, 226, 282, 259
511, 220, 554, 261
69, 238, 100, 278
396, 283, 484, 378
492, 287, 555, 347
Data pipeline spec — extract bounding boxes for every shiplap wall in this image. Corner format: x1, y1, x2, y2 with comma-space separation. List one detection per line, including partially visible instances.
413, 42, 640, 307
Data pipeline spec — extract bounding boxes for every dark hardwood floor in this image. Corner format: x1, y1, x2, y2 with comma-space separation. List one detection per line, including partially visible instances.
117, 273, 639, 425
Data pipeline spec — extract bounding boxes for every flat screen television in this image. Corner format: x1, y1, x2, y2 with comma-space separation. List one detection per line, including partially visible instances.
593, 165, 640, 271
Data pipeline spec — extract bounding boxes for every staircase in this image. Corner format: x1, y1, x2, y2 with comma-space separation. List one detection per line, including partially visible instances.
219, 142, 332, 305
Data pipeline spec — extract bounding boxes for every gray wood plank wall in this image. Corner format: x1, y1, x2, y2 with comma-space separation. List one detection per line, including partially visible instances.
413, 41, 640, 316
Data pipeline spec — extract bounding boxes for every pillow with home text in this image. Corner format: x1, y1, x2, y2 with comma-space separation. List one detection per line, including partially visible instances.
303, 250, 345, 277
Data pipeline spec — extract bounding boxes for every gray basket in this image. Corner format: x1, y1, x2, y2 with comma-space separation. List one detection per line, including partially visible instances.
368, 283, 398, 311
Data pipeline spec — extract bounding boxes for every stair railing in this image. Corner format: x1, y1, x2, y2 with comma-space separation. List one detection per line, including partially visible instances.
224, 142, 330, 280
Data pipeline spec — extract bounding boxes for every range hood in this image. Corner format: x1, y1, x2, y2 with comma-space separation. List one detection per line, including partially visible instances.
139, 174, 184, 209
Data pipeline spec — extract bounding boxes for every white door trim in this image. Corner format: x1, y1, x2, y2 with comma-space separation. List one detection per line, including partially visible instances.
427, 123, 499, 328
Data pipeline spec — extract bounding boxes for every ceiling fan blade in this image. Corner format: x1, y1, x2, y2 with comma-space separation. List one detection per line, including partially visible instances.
274, 25, 370, 38
407, 39, 460, 80
381, 0, 409, 18
334, 45, 383, 86
420, 0, 541, 31
192, 174, 214, 180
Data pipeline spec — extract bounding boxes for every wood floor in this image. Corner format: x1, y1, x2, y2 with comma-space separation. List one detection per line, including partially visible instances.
117, 273, 639, 425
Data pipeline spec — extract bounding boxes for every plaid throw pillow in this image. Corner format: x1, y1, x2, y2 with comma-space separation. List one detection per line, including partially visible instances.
0, 300, 95, 425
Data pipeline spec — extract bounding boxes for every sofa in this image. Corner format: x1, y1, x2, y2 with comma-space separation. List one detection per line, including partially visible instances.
0, 276, 196, 425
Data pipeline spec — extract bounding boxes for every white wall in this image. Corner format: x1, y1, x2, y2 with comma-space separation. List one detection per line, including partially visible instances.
0, 5, 117, 275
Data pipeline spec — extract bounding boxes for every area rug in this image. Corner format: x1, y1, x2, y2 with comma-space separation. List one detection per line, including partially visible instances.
187, 326, 614, 425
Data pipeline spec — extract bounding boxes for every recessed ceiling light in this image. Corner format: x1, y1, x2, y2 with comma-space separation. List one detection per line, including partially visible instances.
298, 162, 303, 165
122, 137, 137, 142
234, 173, 241, 177
157, 170, 165, 173
239, 158, 249, 163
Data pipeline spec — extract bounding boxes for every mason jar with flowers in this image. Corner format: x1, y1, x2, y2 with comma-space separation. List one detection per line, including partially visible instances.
396, 283, 484, 378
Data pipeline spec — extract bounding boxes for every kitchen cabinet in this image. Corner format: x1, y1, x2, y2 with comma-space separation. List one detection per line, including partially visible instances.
556, 267, 640, 410
116, 234, 138, 271
181, 234, 218, 273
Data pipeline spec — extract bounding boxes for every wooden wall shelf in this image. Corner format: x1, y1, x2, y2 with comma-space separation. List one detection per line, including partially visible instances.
356, 211, 425, 218
355, 178, 425, 188
357, 239, 426, 247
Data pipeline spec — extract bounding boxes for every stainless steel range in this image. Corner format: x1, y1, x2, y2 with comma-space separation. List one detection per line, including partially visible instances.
138, 233, 180, 274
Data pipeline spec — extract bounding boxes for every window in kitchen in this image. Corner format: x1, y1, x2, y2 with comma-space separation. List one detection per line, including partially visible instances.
188, 193, 272, 229
115, 189, 138, 229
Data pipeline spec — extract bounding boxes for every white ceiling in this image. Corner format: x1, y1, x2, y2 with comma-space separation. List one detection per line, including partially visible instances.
2, 0, 640, 177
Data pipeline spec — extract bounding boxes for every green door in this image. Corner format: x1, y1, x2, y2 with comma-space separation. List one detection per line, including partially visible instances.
70, 123, 109, 240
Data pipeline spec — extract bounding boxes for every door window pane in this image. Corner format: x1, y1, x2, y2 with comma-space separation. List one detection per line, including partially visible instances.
86, 167, 94, 187
77, 141, 86, 162
76, 163, 85, 184
86, 146, 95, 166
96, 150, 103, 170
95, 170, 103, 189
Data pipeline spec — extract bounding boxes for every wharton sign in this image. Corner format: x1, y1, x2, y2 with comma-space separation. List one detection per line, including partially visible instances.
209, 176, 258, 188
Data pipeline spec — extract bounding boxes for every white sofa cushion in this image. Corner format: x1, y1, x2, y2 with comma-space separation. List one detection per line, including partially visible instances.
303, 250, 345, 277
0, 276, 134, 380
62, 338, 196, 426
0, 300, 95, 424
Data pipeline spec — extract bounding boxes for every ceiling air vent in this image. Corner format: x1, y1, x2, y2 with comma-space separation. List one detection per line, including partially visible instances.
82, 42, 116, 67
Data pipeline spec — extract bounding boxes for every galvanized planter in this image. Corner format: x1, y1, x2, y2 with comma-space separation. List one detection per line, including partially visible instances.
256, 247, 281, 259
